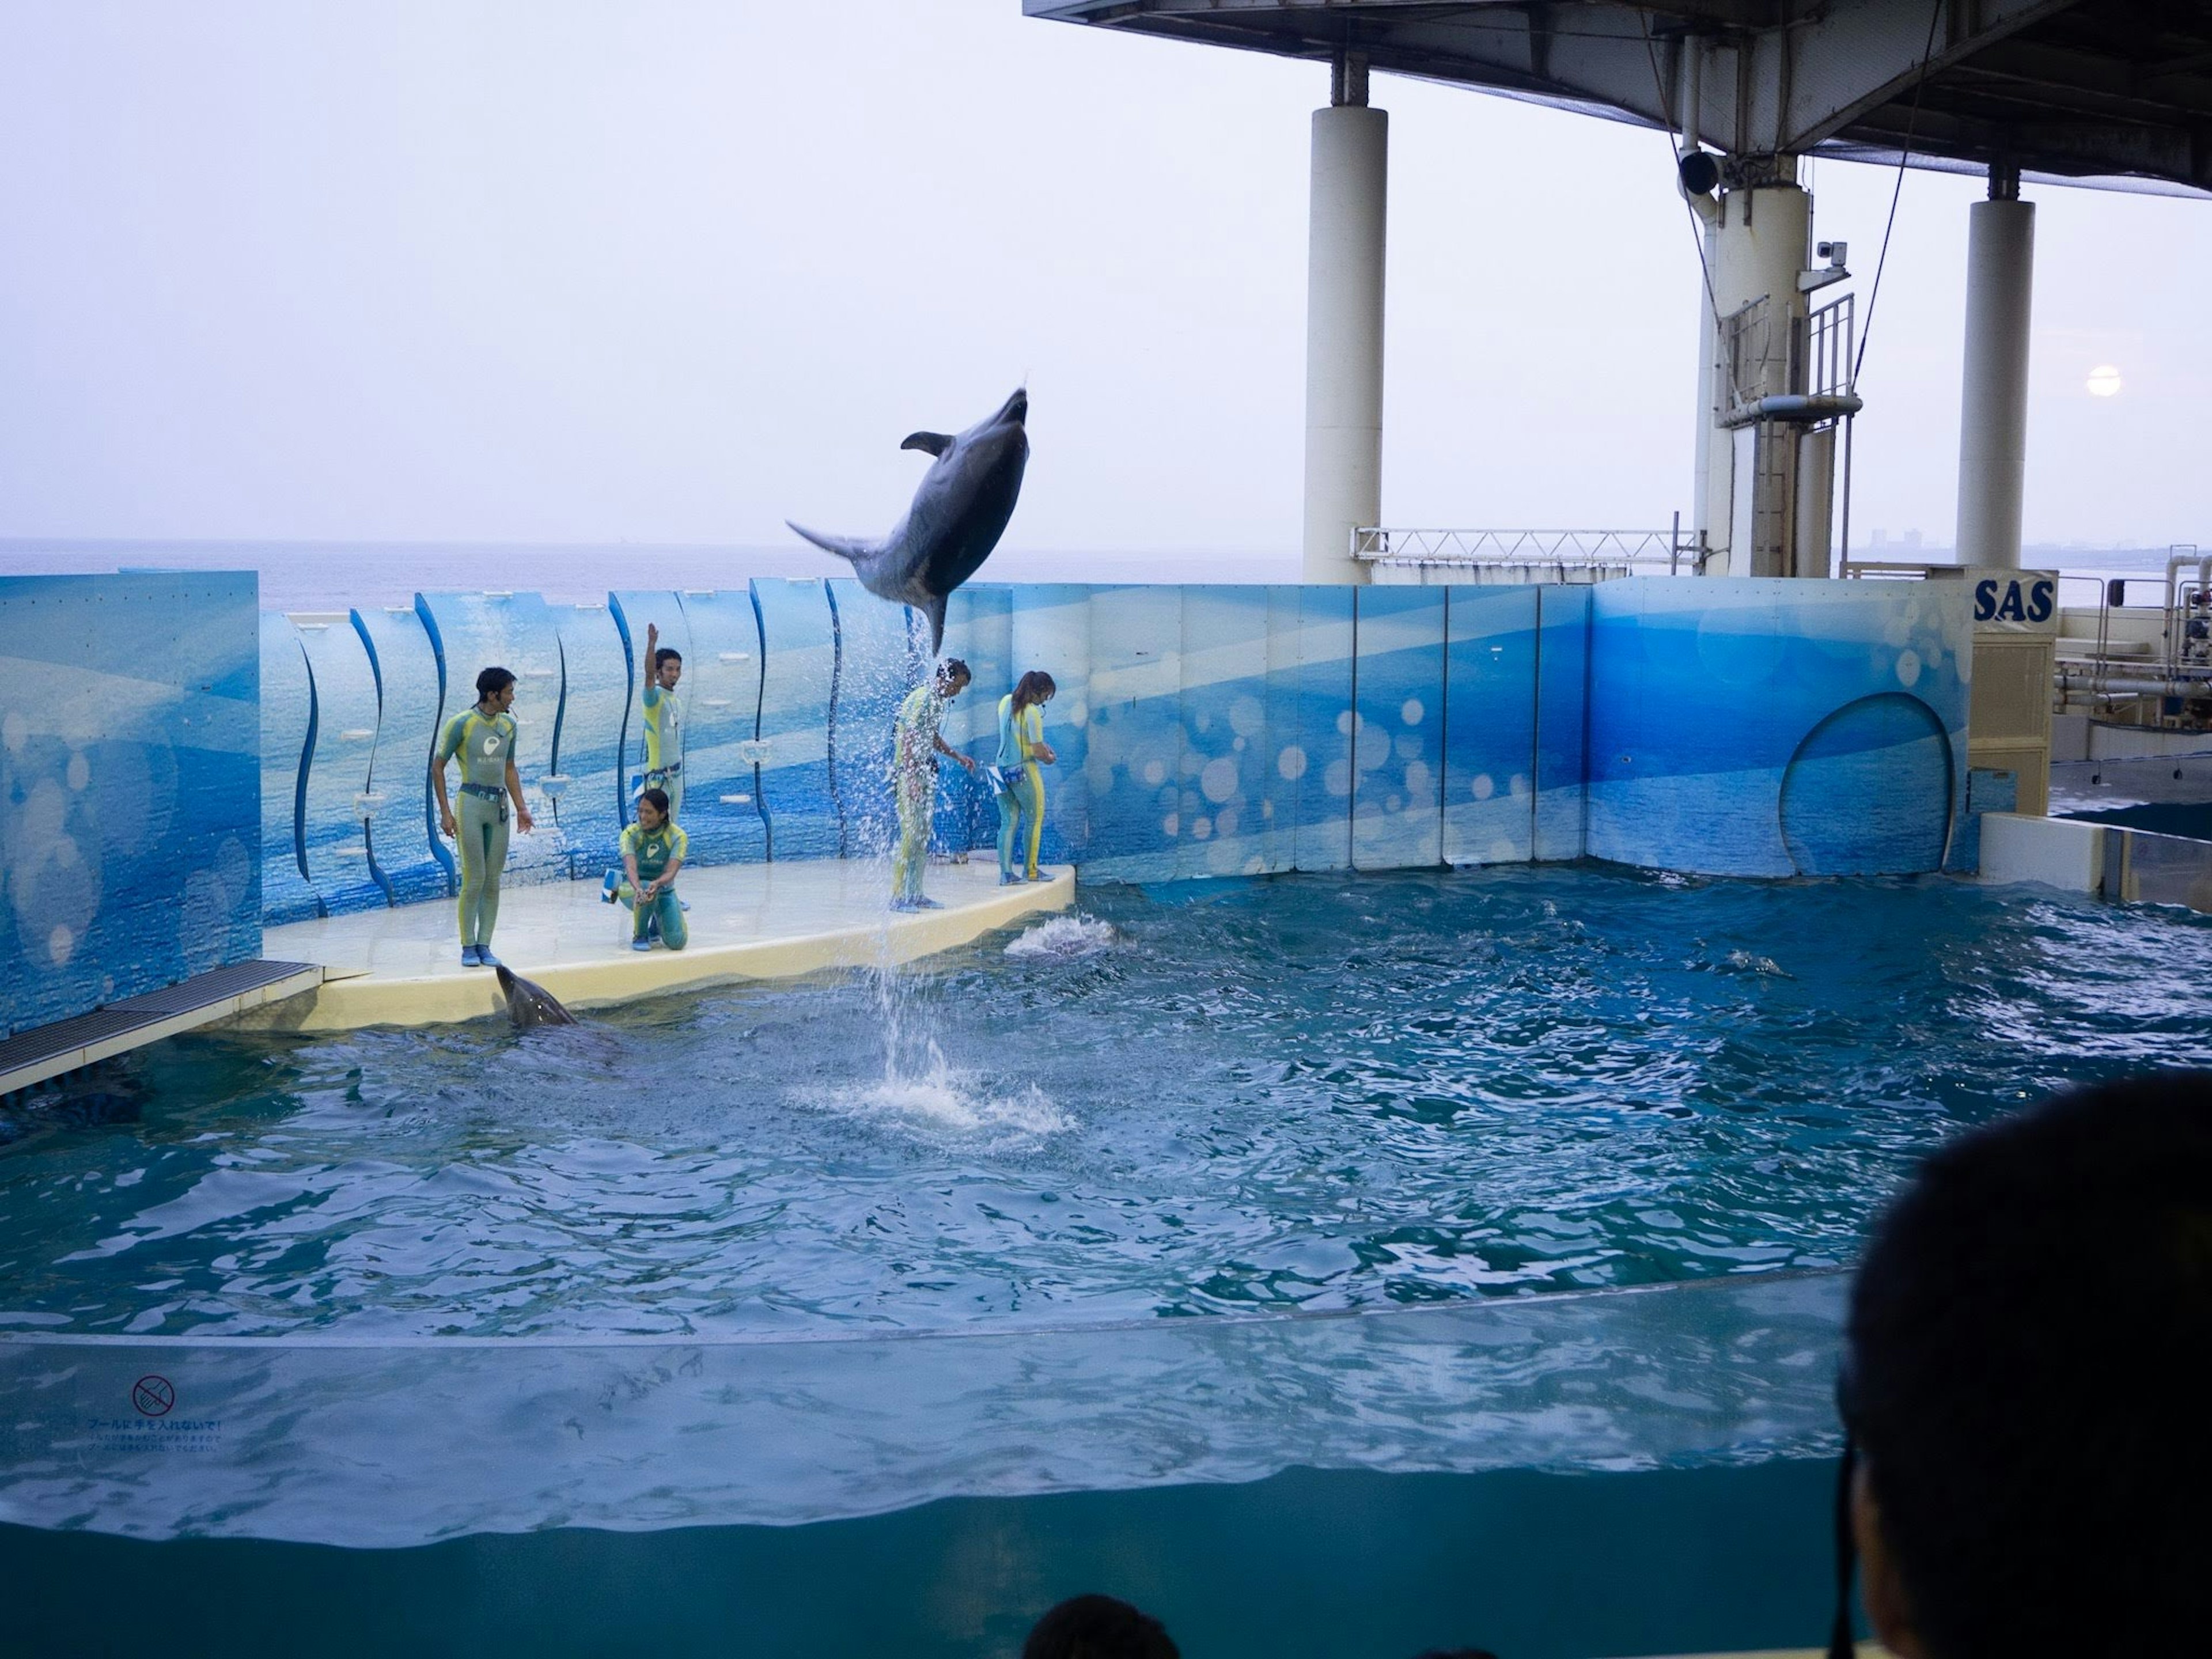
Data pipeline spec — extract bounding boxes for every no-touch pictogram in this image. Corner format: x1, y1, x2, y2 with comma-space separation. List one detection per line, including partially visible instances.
131, 1374, 175, 1418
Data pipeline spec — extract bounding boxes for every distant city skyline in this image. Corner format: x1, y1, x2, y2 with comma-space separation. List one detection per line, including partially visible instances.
1, 3, 2205, 559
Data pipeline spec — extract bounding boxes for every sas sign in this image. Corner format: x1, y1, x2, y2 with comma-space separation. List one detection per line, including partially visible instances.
1974, 575, 2055, 625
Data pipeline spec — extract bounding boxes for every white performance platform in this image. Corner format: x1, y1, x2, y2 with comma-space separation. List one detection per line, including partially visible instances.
247, 859, 1074, 1033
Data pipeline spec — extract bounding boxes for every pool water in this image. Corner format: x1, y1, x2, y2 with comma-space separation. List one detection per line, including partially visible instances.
3, 865, 2203, 1339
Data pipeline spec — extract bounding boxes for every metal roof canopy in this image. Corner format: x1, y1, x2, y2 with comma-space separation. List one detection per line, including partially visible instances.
1025, 1, 2212, 195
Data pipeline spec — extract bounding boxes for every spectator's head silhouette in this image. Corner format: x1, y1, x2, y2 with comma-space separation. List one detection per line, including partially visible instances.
1834, 1071, 2212, 1658
1021, 1594, 1179, 1659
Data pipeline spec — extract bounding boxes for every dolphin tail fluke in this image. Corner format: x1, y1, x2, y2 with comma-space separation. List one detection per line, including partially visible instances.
786, 521, 877, 564
922, 593, 948, 656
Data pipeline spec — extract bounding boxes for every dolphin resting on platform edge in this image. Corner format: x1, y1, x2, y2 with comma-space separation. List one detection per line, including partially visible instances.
786, 387, 1029, 653
494, 963, 577, 1029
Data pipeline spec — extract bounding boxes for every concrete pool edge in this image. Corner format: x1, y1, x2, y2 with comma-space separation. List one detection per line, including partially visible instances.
241, 861, 1074, 1032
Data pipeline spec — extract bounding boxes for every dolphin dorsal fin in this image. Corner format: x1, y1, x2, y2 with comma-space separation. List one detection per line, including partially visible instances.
900, 431, 953, 457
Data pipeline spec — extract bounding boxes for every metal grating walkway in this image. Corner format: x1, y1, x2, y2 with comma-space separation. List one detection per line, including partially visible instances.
1, 960, 323, 1097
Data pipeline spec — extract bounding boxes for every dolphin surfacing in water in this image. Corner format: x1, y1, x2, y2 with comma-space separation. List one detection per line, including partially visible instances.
787, 388, 1029, 652
494, 963, 576, 1029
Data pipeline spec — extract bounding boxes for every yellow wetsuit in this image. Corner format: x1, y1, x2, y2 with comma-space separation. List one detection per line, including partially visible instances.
642, 681, 684, 819
889, 683, 948, 906
436, 705, 518, 952
619, 820, 689, 949
993, 695, 1046, 882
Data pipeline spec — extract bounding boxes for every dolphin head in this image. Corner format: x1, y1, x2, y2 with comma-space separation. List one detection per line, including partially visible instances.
995, 387, 1028, 428
494, 964, 519, 999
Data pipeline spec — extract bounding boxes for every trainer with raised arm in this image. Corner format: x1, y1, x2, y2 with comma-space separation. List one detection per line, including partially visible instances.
641, 621, 684, 819
433, 666, 534, 968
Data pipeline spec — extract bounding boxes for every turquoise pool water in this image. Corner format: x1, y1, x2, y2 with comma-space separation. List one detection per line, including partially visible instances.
3, 866, 2206, 1657
2, 866, 2201, 1338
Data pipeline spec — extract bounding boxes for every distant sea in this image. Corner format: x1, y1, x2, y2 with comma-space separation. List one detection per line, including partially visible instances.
0, 539, 2191, 611
0, 541, 1298, 612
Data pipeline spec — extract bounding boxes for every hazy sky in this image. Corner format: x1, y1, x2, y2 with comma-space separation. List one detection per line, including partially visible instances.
1, 1, 2205, 560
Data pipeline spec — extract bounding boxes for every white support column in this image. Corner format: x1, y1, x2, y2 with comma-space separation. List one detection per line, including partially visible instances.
1692, 166, 1810, 576
1955, 163, 2036, 570
1302, 55, 1387, 585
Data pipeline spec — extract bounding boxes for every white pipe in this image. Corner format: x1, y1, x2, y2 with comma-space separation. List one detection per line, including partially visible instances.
2055, 669, 2212, 698
1725, 392, 1863, 426
1303, 100, 1388, 584
1955, 196, 2036, 567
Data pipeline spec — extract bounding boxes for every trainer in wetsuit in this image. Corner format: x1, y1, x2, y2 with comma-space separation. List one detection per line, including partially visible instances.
641, 621, 684, 819
990, 670, 1057, 885
889, 658, 976, 911
618, 787, 688, 952
432, 666, 534, 968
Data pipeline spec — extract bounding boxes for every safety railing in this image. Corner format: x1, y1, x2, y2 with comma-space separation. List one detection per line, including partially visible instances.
1351, 525, 1709, 577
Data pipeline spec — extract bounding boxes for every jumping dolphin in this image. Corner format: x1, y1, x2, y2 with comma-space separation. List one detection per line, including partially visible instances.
787, 388, 1029, 652
494, 963, 576, 1029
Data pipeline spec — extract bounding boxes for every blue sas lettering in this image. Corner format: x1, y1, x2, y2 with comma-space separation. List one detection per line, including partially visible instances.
1974, 577, 2055, 624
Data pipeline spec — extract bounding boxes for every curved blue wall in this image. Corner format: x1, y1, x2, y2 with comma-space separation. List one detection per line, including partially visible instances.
653, 590, 768, 866
244, 575, 1975, 926
351, 604, 447, 905
751, 579, 840, 862
1, 574, 259, 1039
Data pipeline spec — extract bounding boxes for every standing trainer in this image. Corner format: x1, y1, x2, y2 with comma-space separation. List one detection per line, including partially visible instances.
641, 620, 684, 819
433, 666, 533, 968
889, 658, 975, 911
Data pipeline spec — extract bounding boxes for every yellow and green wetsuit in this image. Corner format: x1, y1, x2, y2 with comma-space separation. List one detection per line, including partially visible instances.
889, 681, 948, 906
641, 681, 683, 818
437, 704, 519, 953
992, 694, 1047, 882
618, 820, 689, 950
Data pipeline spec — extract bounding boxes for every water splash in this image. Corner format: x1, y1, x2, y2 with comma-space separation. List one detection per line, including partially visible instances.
1004, 914, 1126, 960
814, 1037, 1071, 1137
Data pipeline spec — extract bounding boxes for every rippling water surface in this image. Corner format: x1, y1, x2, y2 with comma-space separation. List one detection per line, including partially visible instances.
2, 867, 2204, 1338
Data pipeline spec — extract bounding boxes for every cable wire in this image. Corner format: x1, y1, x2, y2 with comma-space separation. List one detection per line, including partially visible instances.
1852, 0, 1949, 385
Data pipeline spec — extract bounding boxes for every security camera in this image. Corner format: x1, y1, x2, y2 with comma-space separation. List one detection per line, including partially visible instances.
1816, 240, 1848, 266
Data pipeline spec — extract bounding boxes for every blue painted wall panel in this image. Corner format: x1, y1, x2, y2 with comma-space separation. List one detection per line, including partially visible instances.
546, 601, 630, 877
1441, 586, 1540, 866
1, 574, 259, 1039
929, 584, 1001, 858
1010, 586, 1093, 869
1351, 588, 1446, 870
1079, 586, 1184, 883
415, 592, 567, 885
658, 590, 766, 866
351, 605, 446, 904
1254, 585, 1307, 877
1585, 579, 1971, 876
1290, 586, 1357, 873
290, 613, 384, 914
828, 579, 924, 863
259, 611, 321, 925
750, 579, 839, 861
1173, 586, 1278, 881
1533, 586, 1591, 862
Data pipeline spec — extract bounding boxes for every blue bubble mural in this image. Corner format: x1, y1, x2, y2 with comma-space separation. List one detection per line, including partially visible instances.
218, 574, 1976, 937
1, 574, 260, 1039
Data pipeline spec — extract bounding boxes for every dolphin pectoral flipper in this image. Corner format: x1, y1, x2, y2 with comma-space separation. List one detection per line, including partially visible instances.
786, 521, 878, 563
900, 432, 953, 457
921, 593, 949, 655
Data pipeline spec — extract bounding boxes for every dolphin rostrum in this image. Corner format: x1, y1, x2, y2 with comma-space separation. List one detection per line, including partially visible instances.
494, 963, 576, 1029
787, 388, 1029, 652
